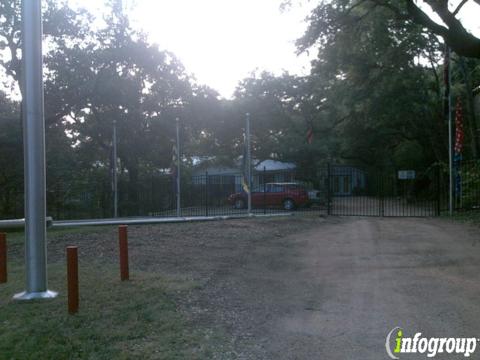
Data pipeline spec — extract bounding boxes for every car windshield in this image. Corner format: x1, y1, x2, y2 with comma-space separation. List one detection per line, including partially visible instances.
286, 184, 304, 190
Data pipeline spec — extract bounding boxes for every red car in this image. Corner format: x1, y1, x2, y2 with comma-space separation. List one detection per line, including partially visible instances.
227, 182, 310, 210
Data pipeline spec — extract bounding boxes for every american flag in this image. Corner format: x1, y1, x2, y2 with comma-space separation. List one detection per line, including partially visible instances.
171, 144, 178, 177
171, 144, 178, 194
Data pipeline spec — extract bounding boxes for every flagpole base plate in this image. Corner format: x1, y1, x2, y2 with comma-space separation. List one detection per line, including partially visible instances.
13, 290, 58, 301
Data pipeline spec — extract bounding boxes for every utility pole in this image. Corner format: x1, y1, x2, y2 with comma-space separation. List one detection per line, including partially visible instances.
112, 119, 118, 218
246, 113, 252, 214
176, 117, 181, 217
14, 0, 57, 300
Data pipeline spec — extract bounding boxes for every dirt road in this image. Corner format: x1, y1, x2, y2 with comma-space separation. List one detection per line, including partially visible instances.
26, 215, 480, 359
163, 216, 480, 359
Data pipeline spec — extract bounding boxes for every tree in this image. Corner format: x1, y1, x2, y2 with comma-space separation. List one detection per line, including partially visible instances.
298, 0, 480, 59
0, 0, 197, 217
184, 85, 237, 161
0, 92, 22, 218
296, 0, 450, 169
0, 0, 92, 95
54, 2, 194, 215
401, 0, 480, 58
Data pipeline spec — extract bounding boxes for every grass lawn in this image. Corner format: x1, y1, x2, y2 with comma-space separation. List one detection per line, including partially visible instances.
0, 227, 216, 360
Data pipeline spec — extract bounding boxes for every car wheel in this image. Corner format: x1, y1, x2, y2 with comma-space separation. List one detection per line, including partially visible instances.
283, 198, 295, 211
234, 198, 245, 209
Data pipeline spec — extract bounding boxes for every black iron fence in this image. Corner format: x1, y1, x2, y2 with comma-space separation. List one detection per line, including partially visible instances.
3, 162, 480, 220
453, 159, 480, 211
325, 165, 440, 217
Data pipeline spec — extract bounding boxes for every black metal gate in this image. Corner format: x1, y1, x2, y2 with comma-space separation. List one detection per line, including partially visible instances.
325, 165, 440, 217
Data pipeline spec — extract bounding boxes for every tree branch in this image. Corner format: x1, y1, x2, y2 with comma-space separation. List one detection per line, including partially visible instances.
453, 0, 469, 15
404, 0, 480, 58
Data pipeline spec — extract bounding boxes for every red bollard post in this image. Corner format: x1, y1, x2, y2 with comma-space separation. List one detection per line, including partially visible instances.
119, 225, 129, 281
0, 233, 6, 283
66, 246, 79, 314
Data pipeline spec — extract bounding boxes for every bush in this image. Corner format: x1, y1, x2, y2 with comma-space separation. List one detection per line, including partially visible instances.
459, 161, 480, 209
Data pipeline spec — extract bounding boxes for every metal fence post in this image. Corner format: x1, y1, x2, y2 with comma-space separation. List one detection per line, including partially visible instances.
205, 171, 209, 217
112, 119, 118, 218
327, 163, 331, 215
0, 233, 7, 283
380, 174, 385, 217
377, 173, 381, 216
263, 166, 267, 214
436, 164, 441, 216
176, 117, 181, 217
245, 113, 252, 214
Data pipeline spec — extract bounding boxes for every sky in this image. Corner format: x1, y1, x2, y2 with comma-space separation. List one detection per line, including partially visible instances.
417, 0, 480, 36
70, 0, 316, 99
66, 0, 480, 99
3, 1, 480, 99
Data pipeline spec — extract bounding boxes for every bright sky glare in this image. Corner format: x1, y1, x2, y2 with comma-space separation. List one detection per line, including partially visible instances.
68, 0, 480, 99
3, 1, 479, 100
71, 0, 316, 99
416, 0, 480, 36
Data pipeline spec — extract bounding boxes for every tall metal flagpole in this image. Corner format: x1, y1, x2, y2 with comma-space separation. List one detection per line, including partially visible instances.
176, 117, 181, 217
113, 120, 118, 218
14, 0, 57, 300
246, 113, 252, 214
447, 47, 453, 216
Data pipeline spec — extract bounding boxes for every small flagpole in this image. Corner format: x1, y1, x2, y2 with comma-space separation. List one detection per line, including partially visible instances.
113, 119, 118, 218
246, 113, 252, 214
447, 47, 453, 216
176, 117, 181, 217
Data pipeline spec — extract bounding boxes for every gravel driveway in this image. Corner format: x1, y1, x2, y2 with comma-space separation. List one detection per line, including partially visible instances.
161, 216, 480, 359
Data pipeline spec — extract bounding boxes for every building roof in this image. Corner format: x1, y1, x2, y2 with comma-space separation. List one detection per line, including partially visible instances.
254, 159, 296, 171
192, 166, 239, 176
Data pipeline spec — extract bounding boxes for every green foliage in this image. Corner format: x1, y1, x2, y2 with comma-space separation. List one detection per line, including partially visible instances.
0, 94, 22, 218
1, 0, 479, 218
392, 140, 426, 170
296, 0, 447, 170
